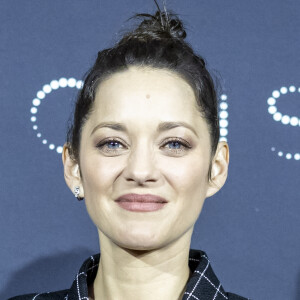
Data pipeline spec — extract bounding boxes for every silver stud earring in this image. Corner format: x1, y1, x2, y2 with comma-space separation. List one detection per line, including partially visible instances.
74, 186, 84, 201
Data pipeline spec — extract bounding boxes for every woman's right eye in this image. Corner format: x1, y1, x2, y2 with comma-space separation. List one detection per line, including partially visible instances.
96, 139, 126, 153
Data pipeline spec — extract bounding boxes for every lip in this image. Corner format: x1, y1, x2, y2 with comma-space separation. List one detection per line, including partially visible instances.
115, 193, 168, 212
115, 193, 168, 203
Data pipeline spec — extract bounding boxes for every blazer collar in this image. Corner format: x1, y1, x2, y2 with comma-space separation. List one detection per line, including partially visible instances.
67, 248, 229, 300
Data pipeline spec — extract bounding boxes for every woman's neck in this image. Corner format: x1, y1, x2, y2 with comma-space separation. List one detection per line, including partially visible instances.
91, 228, 193, 300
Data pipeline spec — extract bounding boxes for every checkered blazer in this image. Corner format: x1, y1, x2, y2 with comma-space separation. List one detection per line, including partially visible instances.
8, 249, 249, 300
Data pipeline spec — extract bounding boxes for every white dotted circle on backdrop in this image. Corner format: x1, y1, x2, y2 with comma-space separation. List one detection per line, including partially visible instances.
267, 85, 300, 127
271, 147, 300, 161
268, 86, 299, 161
30, 78, 83, 154
219, 94, 228, 142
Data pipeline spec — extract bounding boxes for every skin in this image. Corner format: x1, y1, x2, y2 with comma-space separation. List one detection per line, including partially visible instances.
63, 66, 229, 300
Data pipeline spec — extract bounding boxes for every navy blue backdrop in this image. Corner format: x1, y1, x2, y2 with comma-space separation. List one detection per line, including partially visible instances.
1, 1, 299, 299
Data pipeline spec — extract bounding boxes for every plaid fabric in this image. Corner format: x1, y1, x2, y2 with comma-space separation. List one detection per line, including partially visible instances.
8, 249, 249, 300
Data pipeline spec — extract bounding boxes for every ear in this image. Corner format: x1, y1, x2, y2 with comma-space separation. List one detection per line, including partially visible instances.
62, 143, 84, 198
206, 141, 229, 198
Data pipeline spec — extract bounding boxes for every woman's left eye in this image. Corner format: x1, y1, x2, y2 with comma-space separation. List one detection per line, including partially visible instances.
162, 138, 191, 152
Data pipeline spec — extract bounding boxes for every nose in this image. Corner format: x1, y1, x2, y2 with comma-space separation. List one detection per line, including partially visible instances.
123, 141, 160, 185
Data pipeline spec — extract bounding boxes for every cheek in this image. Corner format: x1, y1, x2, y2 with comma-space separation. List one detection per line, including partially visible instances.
79, 154, 122, 230
161, 152, 210, 193
160, 153, 210, 220
80, 153, 121, 199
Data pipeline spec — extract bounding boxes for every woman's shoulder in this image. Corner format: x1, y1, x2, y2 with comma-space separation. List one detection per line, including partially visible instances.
7, 289, 68, 300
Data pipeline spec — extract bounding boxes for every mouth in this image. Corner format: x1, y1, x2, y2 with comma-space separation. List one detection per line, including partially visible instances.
114, 193, 168, 212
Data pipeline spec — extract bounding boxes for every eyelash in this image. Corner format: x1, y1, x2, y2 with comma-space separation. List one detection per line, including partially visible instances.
96, 138, 192, 153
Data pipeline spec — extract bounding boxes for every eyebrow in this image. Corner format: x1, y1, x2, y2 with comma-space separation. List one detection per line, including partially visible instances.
90, 121, 198, 137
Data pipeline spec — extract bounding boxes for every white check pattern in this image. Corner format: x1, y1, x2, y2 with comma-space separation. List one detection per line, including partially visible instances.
8, 249, 249, 300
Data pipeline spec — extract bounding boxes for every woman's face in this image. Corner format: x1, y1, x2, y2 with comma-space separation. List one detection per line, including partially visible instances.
77, 67, 220, 250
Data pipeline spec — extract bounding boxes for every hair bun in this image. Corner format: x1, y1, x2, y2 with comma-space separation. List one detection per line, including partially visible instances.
128, 10, 187, 41
167, 16, 187, 39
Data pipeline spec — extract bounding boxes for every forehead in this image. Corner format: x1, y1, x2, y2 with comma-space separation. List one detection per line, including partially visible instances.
88, 67, 208, 134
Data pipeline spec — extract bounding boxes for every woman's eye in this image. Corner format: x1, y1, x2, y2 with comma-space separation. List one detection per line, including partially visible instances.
96, 139, 126, 152
162, 139, 191, 152
96, 138, 191, 154
165, 141, 183, 149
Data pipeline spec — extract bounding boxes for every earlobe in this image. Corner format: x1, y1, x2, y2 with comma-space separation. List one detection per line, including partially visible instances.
206, 141, 229, 198
62, 144, 84, 198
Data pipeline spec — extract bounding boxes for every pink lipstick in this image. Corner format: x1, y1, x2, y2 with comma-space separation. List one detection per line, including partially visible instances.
115, 193, 168, 212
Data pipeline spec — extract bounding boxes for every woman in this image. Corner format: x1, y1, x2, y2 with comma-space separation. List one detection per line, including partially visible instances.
10, 7, 248, 300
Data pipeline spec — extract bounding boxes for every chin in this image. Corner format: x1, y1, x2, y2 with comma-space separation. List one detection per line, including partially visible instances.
116, 233, 165, 252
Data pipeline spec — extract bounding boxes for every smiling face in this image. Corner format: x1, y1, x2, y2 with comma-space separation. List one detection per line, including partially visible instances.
63, 66, 228, 251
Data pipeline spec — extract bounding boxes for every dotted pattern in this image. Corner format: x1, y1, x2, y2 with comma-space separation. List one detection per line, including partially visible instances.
30, 78, 83, 154
219, 94, 228, 142
267, 86, 300, 160
271, 147, 300, 161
